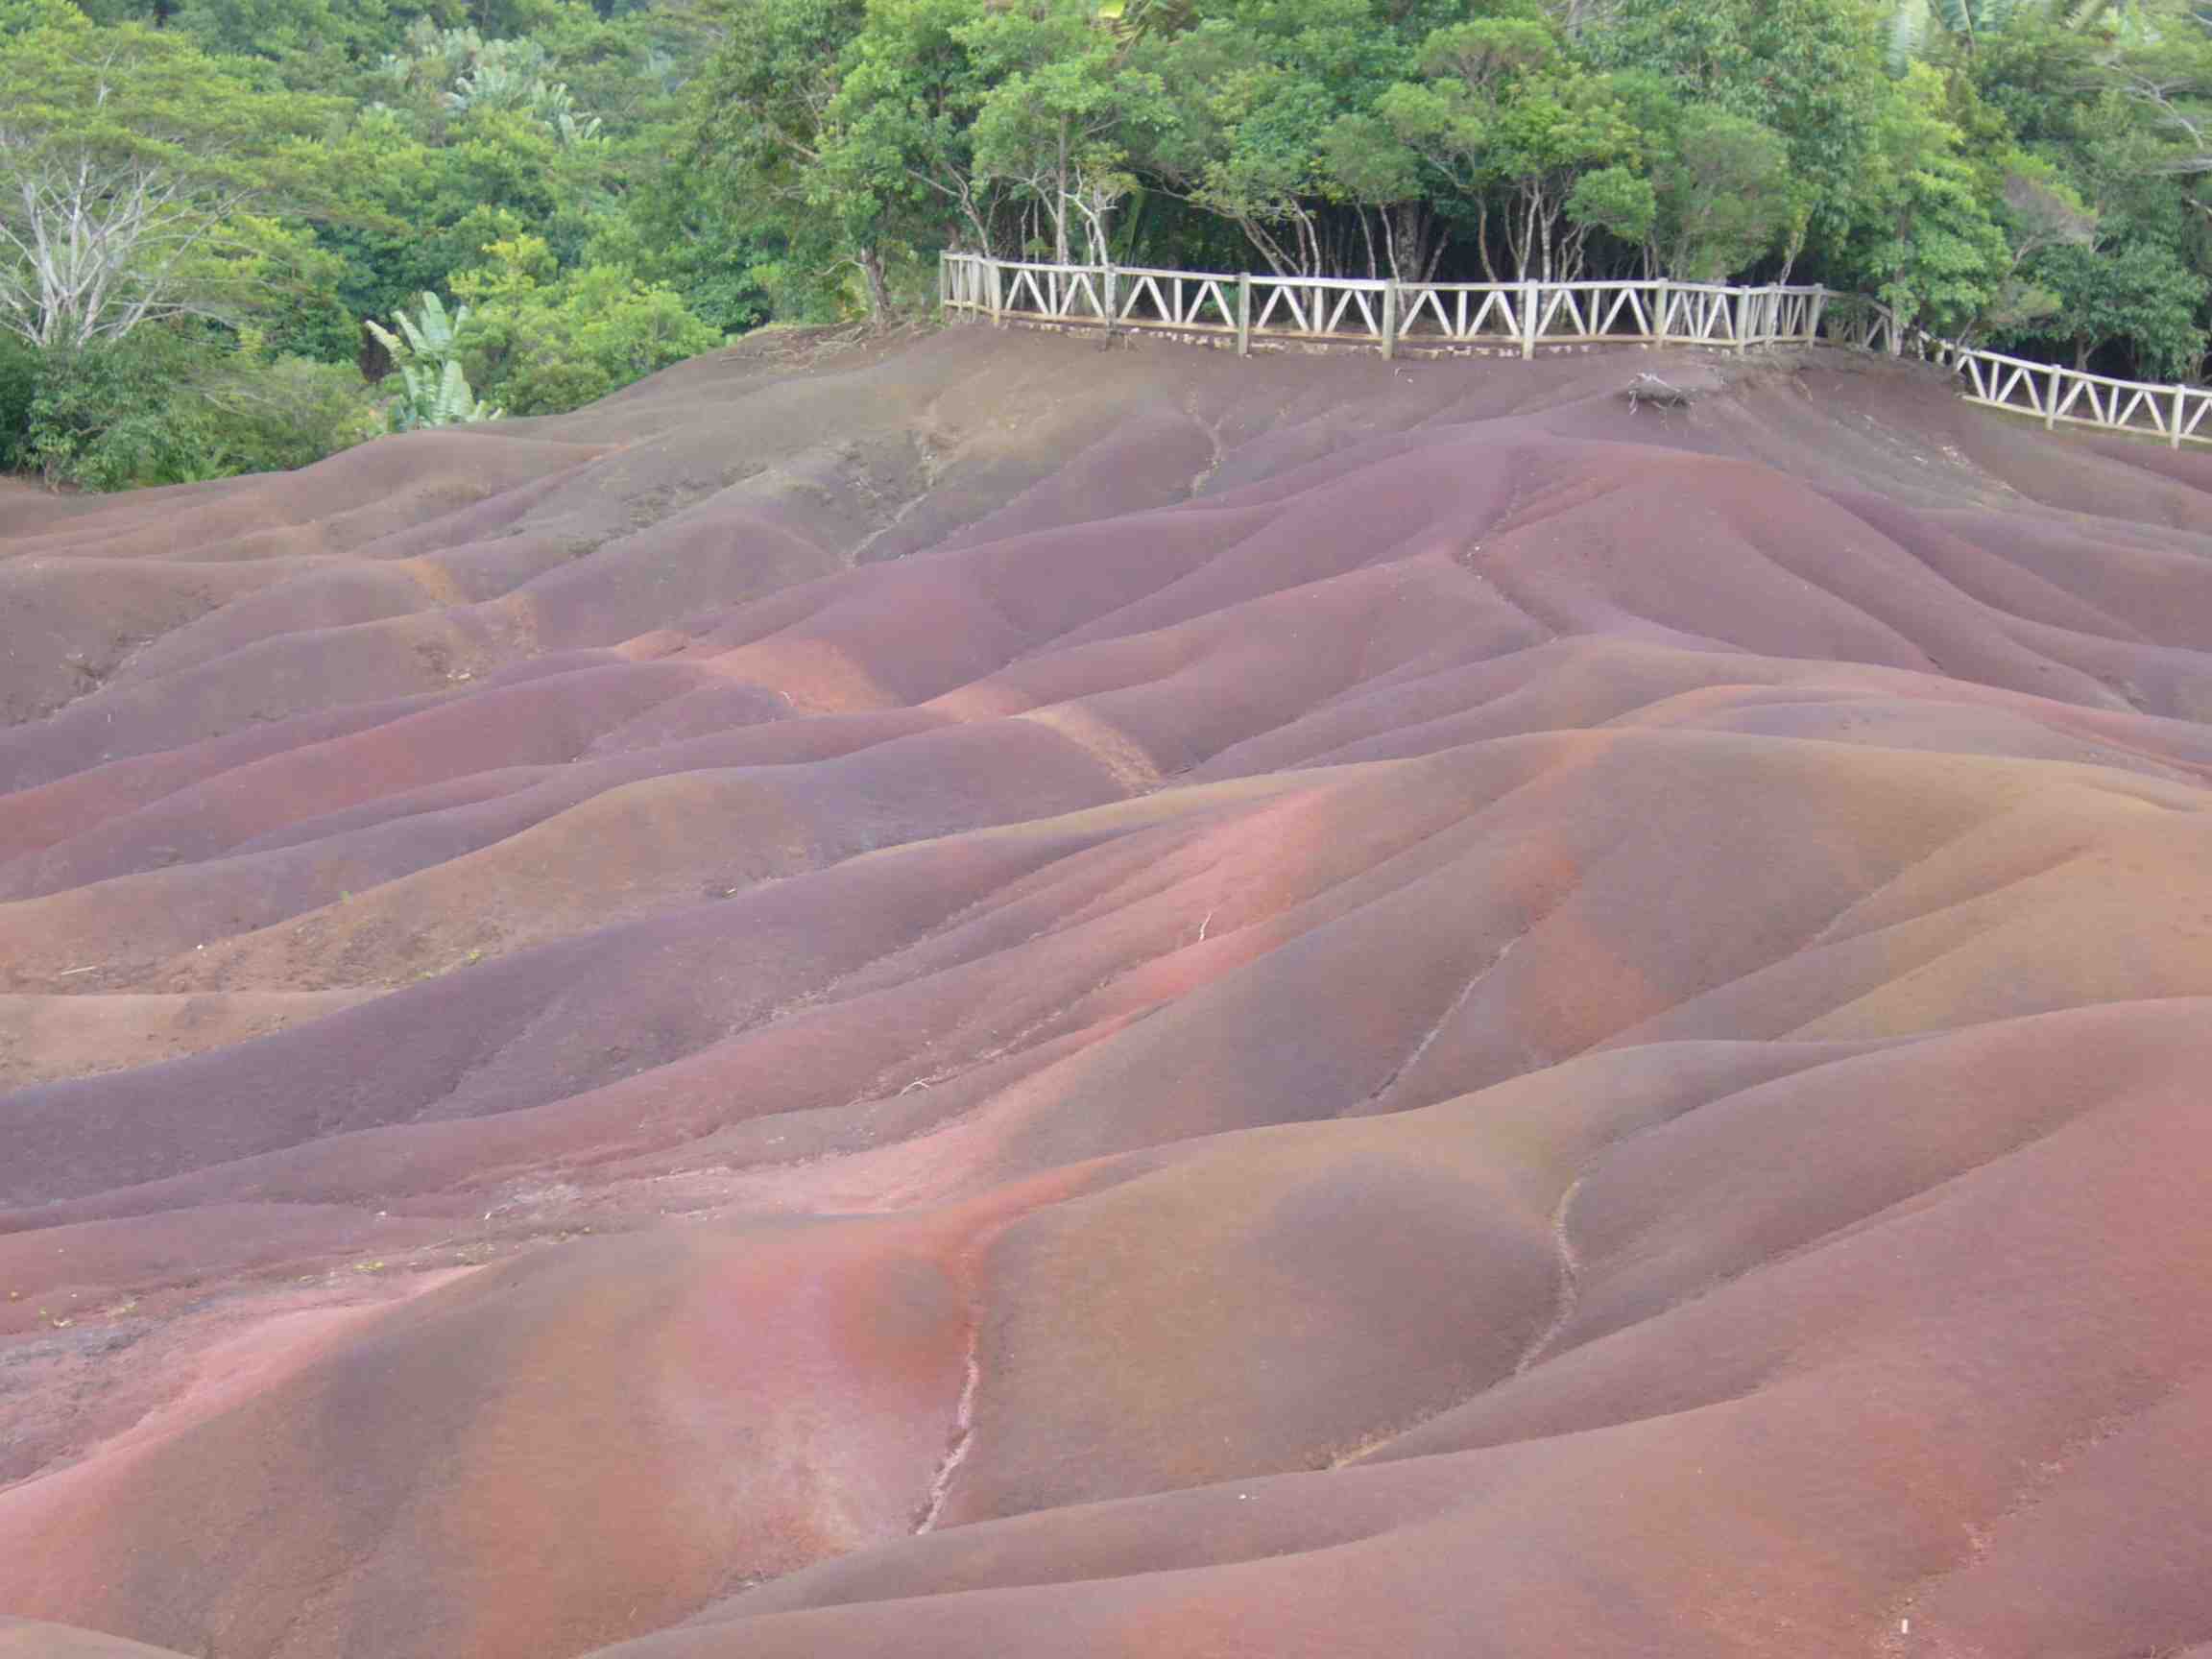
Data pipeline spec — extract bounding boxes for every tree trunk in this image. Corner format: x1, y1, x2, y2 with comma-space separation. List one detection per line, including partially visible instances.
1774, 216, 1807, 287
1053, 119, 1071, 267
1401, 202, 1444, 283
860, 244, 891, 321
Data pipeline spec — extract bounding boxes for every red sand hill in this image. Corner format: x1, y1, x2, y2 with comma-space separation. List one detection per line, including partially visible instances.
3, 328, 2212, 1658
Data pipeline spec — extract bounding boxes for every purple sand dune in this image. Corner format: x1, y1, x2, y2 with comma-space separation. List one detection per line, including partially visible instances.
4, 329, 2212, 1659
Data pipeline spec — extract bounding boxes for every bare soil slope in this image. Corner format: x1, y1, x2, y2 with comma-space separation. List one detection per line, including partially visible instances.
4, 327, 2211, 1659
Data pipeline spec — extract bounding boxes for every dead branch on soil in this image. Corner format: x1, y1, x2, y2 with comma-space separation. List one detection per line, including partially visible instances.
1623, 373, 1696, 412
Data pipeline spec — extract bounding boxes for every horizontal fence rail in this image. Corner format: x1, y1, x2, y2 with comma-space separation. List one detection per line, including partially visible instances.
939, 252, 2206, 449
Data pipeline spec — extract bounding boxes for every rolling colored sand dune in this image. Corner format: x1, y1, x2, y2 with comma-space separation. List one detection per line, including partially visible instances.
4, 326, 2212, 1658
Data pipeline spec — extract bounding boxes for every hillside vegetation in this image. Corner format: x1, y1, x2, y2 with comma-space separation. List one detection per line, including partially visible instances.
6, 0, 2212, 486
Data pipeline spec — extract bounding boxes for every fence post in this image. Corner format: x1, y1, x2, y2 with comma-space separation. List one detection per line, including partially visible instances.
2173, 384, 2187, 448
1237, 273, 1252, 357
1520, 279, 1538, 359
1653, 279, 1671, 347
1103, 263, 1118, 328
989, 257, 1003, 327
2046, 368, 2058, 430
1382, 279, 1398, 360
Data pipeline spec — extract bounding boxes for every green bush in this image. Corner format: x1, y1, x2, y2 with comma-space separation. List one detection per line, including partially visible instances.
14, 327, 377, 492
23, 330, 215, 489
0, 336, 38, 473
452, 233, 725, 416
194, 353, 387, 469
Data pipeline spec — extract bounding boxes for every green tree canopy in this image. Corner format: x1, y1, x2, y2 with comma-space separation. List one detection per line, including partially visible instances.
0, 23, 342, 347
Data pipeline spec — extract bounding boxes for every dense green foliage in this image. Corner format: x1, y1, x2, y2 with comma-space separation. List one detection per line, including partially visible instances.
684, 0, 2212, 355
12, 329, 378, 488
5, 0, 2212, 488
0, 0, 737, 486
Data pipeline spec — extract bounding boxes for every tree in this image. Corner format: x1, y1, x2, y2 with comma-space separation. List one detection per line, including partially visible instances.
1146, 23, 1346, 275
169, 0, 374, 64
1316, 112, 1439, 280
0, 24, 338, 349
1142, 0, 1454, 277
1963, 156, 2092, 335
0, 0, 86, 36
687, 0, 890, 312
1594, 0, 1888, 252
1844, 63, 2011, 330
964, 0, 1167, 265
448, 230, 722, 413
2020, 235, 2206, 371
1378, 17, 1646, 279
813, 0, 1004, 302
1885, 0, 2141, 73
316, 85, 613, 361
1643, 106, 1796, 279
2108, 25, 2212, 179
367, 21, 605, 142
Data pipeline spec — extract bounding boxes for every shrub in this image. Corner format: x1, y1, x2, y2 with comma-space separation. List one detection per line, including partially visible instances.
452, 233, 725, 415
0, 334, 38, 472
23, 329, 217, 489
14, 327, 377, 492
195, 353, 387, 470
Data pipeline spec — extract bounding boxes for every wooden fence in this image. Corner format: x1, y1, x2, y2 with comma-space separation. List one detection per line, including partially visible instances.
939, 251, 2211, 449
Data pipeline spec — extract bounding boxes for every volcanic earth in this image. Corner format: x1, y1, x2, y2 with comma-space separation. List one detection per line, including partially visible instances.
3, 326, 2211, 1659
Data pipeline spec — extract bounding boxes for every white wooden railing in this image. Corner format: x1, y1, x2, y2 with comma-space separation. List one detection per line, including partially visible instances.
939, 251, 2212, 449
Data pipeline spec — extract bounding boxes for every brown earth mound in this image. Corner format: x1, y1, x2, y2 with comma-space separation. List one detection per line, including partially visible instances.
4, 327, 2212, 1658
